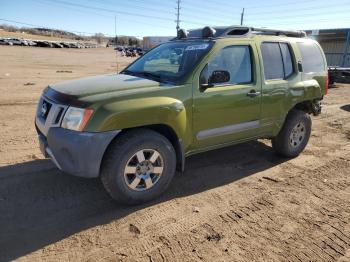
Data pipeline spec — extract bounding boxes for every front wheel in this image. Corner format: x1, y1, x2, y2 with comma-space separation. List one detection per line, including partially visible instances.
101, 129, 176, 205
272, 110, 312, 158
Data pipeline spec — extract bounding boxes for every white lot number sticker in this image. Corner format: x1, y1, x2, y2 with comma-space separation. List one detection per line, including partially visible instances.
185, 44, 209, 51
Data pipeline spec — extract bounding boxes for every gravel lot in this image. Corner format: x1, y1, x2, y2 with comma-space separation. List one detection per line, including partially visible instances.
0, 46, 350, 262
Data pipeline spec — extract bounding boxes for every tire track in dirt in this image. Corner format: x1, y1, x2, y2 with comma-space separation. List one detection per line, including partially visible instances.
140, 159, 350, 262
65, 155, 350, 262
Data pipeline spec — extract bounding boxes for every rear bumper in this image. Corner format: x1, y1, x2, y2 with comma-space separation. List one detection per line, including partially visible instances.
37, 127, 120, 178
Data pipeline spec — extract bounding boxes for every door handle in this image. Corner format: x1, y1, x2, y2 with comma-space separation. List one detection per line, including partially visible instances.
247, 90, 261, 98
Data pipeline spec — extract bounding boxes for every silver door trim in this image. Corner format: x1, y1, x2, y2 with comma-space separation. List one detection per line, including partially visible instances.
196, 120, 260, 140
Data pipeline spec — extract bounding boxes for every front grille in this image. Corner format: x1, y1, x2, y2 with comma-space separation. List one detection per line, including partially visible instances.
35, 96, 67, 136
54, 107, 64, 124
40, 99, 52, 120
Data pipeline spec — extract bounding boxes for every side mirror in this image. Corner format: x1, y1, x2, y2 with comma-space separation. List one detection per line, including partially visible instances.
210, 70, 230, 84
200, 66, 230, 92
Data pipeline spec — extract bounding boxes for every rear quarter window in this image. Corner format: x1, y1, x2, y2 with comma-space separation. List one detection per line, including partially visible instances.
297, 42, 326, 73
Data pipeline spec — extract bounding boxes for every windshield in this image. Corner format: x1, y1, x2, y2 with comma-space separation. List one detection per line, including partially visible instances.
123, 41, 214, 84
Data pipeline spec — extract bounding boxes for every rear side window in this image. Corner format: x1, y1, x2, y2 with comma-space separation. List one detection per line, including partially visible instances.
261, 43, 284, 80
261, 42, 294, 80
297, 42, 325, 73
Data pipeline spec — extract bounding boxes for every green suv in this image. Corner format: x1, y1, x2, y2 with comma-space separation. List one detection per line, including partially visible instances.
35, 26, 328, 204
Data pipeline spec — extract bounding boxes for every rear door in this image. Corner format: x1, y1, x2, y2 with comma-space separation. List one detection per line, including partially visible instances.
259, 41, 299, 130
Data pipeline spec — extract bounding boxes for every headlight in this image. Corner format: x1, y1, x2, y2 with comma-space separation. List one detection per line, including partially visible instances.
61, 107, 94, 131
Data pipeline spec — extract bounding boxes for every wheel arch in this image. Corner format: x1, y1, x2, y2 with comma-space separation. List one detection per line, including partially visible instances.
101, 124, 185, 175
291, 99, 322, 116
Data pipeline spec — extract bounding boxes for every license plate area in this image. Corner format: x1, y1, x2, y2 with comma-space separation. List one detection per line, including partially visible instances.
40, 99, 52, 120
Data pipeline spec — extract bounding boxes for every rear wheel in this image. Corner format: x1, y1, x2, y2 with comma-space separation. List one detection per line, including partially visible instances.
272, 110, 312, 158
101, 129, 176, 205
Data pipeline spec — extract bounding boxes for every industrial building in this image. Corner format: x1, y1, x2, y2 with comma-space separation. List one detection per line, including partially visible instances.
306, 28, 350, 67
143, 36, 173, 50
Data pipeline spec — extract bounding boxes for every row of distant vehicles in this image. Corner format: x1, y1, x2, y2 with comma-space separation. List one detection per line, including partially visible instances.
115, 46, 145, 57
0, 37, 98, 48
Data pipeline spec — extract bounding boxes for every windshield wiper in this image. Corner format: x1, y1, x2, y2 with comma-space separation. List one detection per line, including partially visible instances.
138, 71, 161, 80
122, 70, 163, 82
122, 70, 138, 77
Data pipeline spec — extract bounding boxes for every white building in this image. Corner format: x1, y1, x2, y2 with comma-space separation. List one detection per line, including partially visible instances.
143, 36, 174, 50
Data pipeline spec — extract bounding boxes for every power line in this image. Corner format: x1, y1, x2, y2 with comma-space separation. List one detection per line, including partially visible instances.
0, 18, 110, 36
39, 0, 173, 22
32, 0, 175, 30
36, 0, 212, 27
85, 0, 229, 25
243, 0, 322, 9
246, 2, 350, 16
254, 17, 350, 27
85, 0, 174, 16
246, 8, 350, 22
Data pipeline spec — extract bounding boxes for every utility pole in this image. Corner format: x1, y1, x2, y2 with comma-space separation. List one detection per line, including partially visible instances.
114, 15, 117, 37
114, 14, 119, 73
176, 0, 181, 32
240, 8, 245, 26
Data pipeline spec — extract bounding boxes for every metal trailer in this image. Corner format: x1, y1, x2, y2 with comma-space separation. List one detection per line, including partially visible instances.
306, 28, 350, 67
142, 36, 173, 50
306, 28, 350, 84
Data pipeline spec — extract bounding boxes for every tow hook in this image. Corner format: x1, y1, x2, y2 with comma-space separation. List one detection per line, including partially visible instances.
311, 99, 322, 116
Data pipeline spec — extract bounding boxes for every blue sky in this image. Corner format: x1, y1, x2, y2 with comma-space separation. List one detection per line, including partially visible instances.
1, 0, 350, 37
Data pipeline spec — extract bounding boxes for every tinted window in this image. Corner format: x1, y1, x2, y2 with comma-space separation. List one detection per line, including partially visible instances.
207, 45, 252, 84
261, 43, 284, 80
297, 42, 325, 73
280, 43, 294, 78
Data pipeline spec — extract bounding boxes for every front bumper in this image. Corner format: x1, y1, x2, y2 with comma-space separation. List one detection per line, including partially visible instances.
37, 127, 120, 178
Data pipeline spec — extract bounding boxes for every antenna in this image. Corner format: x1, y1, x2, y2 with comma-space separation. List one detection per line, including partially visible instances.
240, 8, 245, 26
175, 0, 181, 32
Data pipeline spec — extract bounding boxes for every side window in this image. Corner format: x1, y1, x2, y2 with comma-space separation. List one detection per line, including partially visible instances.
297, 42, 325, 73
207, 45, 252, 84
280, 43, 294, 78
261, 42, 295, 80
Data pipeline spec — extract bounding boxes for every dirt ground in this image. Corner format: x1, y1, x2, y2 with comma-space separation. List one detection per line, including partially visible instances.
0, 46, 350, 262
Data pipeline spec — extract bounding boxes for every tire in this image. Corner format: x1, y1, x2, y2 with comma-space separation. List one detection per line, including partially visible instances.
101, 129, 176, 205
272, 110, 312, 158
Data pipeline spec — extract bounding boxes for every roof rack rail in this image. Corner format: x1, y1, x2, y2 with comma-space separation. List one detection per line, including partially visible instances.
179, 26, 307, 39
249, 27, 306, 38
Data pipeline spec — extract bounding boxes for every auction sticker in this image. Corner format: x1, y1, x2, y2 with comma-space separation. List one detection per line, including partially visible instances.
185, 44, 209, 51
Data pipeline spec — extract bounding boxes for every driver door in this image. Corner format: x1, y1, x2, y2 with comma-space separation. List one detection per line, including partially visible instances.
192, 43, 262, 149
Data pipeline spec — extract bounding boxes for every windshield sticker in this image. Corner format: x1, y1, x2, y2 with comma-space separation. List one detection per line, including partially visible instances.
185, 44, 209, 51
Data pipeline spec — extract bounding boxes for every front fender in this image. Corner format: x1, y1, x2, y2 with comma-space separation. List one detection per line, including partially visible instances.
85, 96, 188, 141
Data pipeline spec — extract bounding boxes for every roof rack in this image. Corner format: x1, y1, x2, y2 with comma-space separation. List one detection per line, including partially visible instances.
175, 26, 306, 40
250, 27, 306, 37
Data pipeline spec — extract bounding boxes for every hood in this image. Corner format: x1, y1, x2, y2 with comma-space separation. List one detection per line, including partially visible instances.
49, 73, 161, 99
